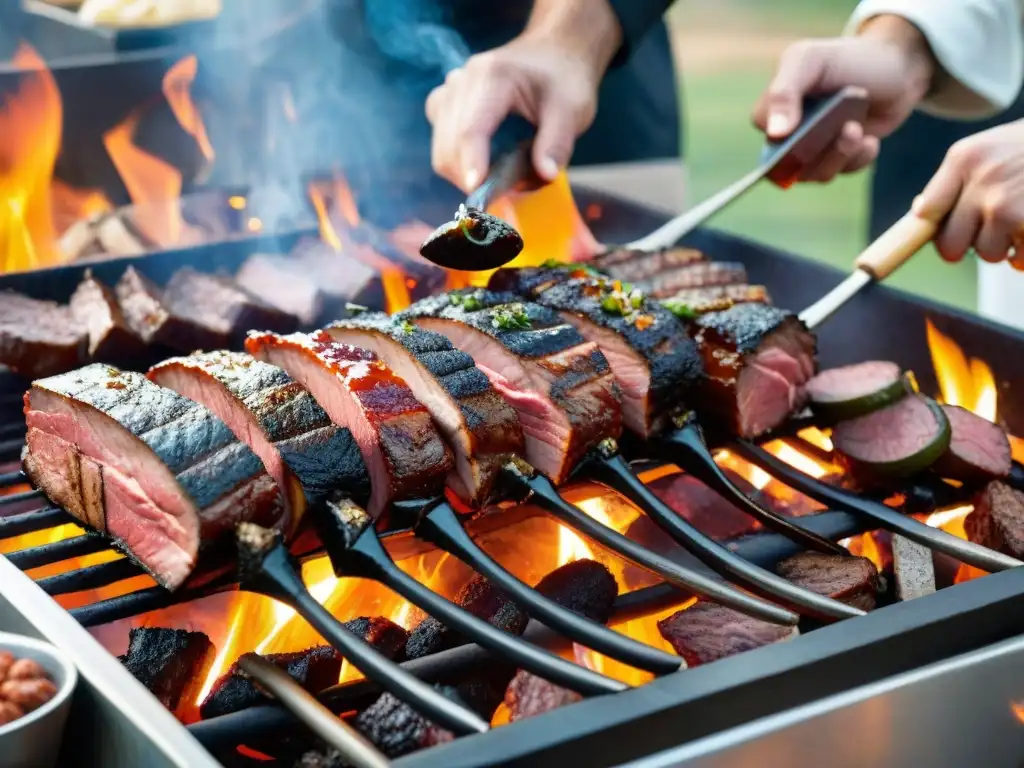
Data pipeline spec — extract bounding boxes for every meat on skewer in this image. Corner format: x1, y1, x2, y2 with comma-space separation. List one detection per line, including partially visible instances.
245, 330, 453, 520
149, 351, 370, 529
23, 364, 285, 589
399, 296, 621, 485
324, 313, 524, 505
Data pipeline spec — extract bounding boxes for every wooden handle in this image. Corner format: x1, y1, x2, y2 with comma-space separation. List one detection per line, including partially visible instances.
854, 212, 938, 280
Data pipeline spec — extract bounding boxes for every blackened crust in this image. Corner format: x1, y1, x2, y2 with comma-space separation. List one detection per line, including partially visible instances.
694, 303, 806, 356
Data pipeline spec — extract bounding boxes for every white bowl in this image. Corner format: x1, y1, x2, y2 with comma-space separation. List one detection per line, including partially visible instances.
0, 632, 78, 768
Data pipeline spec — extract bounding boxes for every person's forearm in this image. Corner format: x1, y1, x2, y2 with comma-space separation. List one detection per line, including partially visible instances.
858, 14, 938, 106
522, 0, 623, 79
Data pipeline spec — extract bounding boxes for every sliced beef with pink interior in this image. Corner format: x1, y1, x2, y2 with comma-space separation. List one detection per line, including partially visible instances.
638, 261, 748, 299
775, 552, 882, 611
504, 669, 581, 722
115, 266, 227, 353
595, 246, 707, 282
245, 330, 452, 520
149, 351, 369, 531
523, 277, 703, 437
661, 284, 771, 314
402, 298, 621, 484
163, 267, 299, 347
69, 271, 146, 365
325, 313, 523, 505
0, 291, 87, 379
935, 405, 1012, 483
23, 364, 284, 589
691, 303, 817, 437
657, 601, 799, 666
965, 480, 1024, 558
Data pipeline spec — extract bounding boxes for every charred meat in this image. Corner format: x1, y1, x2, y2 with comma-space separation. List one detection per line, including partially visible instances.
246, 330, 453, 520
23, 364, 284, 589
534, 558, 618, 624
402, 298, 621, 484
119, 627, 214, 718
325, 313, 523, 505
775, 552, 882, 611
638, 261, 748, 299
0, 290, 86, 379
342, 616, 409, 661
149, 351, 370, 528
657, 602, 799, 666
354, 688, 456, 758
504, 669, 581, 723
234, 254, 324, 326
69, 271, 146, 365
660, 284, 770, 315
965, 481, 1024, 559
595, 246, 707, 282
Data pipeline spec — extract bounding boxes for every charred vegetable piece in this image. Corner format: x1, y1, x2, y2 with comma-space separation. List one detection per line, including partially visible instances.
804, 361, 909, 421
420, 205, 524, 271
935, 405, 1012, 483
831, 395, 951, 481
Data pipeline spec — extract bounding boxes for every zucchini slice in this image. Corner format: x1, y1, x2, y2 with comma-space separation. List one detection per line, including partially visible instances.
805, 361, 909, 421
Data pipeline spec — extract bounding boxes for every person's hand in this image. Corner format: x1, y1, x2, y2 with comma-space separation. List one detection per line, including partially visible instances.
426, 0, 622, 193
913, 119, 1024, 268
751, 15, 936, 183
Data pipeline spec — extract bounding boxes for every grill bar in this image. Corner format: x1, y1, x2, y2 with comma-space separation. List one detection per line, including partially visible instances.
6, 532, 110, 569
0, 506, 70, 538
0, 488, 45, 508
38, 557, 141, 596
0, 470, 25, 488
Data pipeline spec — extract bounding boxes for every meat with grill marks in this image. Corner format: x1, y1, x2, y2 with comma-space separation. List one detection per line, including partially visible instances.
23, 364, 285, 589
595, 246, 707, 282
0, 290, 87, 379
246, 330, 453, 520
638, 261, 748, 299
491, 274, 703, 437
325, 313, 524, 505
965, 480, 1024, 559
149, 351, 370, 531
69, 271, 147, 365
691, 303, 816, 437
401, 297, 621, 484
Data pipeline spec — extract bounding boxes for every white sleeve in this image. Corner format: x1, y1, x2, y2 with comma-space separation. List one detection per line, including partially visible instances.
846, 0, 1024, 119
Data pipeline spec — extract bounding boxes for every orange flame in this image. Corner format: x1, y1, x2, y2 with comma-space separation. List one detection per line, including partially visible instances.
162, 55, 215, 166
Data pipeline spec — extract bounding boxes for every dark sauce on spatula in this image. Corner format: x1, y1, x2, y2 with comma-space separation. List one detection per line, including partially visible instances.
420, 204, 524, 271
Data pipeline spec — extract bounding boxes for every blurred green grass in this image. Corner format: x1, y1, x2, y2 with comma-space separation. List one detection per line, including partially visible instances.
676, 5, 978, 311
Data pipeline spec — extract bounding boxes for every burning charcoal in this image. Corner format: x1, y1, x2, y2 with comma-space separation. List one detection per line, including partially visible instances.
534, 558, 618, 624
0, 290, 87, 379
118, 627, 214, 718
775, 552, 882, 611
657, 602, 799, 667
354, 688, 457, 758
343, 616, 408, 661
199, 646, 342, 720
504, 669, 581, 723
965, 481, 1024, 558
235, 254, 324, 326
115, 266, 227, 352
163, 267, 299, 347
405, 574, 528, 660
70, 271, 147, 365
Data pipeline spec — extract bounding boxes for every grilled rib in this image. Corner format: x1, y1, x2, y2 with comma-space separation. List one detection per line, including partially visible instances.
662, 284, 771, 314
595, 245, 707, 282
325, 313, 524, 505
400, 297, 621, 485
245, 330, 453, 519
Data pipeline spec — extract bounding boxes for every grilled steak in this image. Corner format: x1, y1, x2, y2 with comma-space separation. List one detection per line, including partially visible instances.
354, 689, 456, 758
234, 253, 324, 326
23, 364, 284, 589
0, 291, 87, 378
118, 627, 214, 719
595, 246, 706, 282
691, 303, 817, 437
115, 266, 227, 353
163, 267, 299, 347
504, 669, 581, 723
649, 470, 763, 540
149, 351, 370, 530
199, 645, 342, 719
496, 274, 703, 437
325, 313, 523, 504
290, 239, 382, 309
69, 271, 146, 364
775, 552, 881, 611
657, 602, 799, 666
639, 261, 748, 299
662, 284, 770, 314
965, 481, 1024, 558
246, 330, 453, 519
343, 616, 409, 661
936, 405, 1012, 483
534, 558, 618, 624
403, 298, 621, 484
405, 573, 529, 659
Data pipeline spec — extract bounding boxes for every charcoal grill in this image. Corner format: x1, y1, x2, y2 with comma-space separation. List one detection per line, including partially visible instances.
4, 188, 1024, 767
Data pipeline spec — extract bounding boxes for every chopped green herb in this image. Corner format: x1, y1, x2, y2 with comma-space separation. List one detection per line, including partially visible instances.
541, 258, 571, 269
397, 320, 416, 334
449, 293, 464, 306
461, 294, 483, 312
344, 303, 368, 316
491, 304, 532, 330
601, 294, 625, 315
629, 290, 645, 309
662, 300, 698, 320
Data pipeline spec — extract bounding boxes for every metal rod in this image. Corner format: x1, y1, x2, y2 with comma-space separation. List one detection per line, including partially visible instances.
575, 454, 863, 622
0, 488, 45, 509
416, 499, 682, 674
243, 536, 490, 737
37, 557, 143, 596
341, 525, 628, 696
6, 533, 109, 570
0, 470, 25, 489
238, 654, 393, 768
652, 424, 845, 554
0, 506, 70, 538
735, 441, 1023, 572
